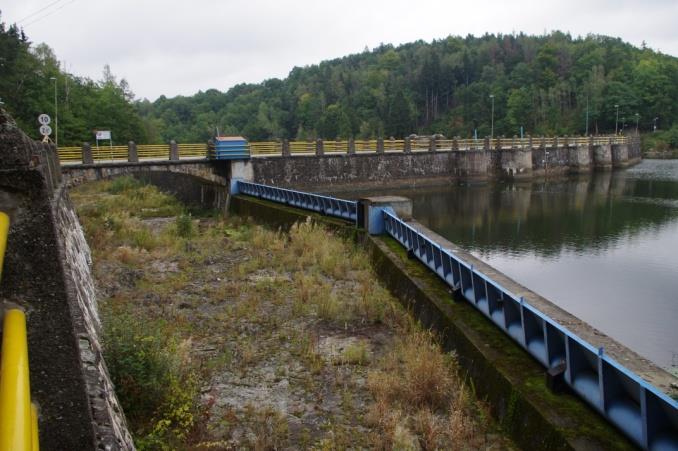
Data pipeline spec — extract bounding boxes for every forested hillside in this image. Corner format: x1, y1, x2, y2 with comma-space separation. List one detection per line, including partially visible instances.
139, 32, 678, 142
2, 11, 677, 146
0, 13, 146, 145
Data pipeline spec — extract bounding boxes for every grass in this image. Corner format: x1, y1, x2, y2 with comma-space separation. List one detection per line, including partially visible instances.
71, 178, 511, 449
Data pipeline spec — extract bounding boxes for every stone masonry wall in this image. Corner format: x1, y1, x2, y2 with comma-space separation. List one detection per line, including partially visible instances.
0, 108, 133, 450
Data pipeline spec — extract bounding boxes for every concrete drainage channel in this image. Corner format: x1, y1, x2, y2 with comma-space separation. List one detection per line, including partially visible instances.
229, 180, 678, 451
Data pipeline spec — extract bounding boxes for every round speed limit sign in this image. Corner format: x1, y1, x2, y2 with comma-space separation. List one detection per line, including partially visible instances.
38, 114, 51, 125
39, 124, 52, 136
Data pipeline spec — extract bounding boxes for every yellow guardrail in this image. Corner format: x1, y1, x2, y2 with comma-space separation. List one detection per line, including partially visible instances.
289, 141, 315, 154
249, 142, 281, 155
57, 136, 631, 163
0, 309, 39, 451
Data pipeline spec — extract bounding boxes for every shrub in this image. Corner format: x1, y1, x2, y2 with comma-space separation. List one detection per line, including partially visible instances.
175, 213, 194, 239
103, 310, 198, 449
108, 176, 144, 194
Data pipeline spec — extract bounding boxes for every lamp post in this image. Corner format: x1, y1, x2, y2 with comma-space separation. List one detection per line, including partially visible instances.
50, 77, 58, 147
614, 104, 619, 135
489, 94, 495, 140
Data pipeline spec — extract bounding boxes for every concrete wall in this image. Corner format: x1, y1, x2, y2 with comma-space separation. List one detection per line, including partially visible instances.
240, 139, 641, 191
0, 109, 133, 450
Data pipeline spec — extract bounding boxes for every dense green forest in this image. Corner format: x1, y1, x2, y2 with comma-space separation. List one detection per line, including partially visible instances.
0, 13, 146, 145
2, 11, 677, 146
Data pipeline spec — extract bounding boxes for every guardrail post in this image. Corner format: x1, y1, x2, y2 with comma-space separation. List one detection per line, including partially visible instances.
282, 139, 290, 157
315, 139, 324, 156
588, 135, 594, 148
376, 137, 385, 154
348, 138, 355, 155
169, 140, 179, 161
403, 137, 411, 153
540, 136, 546, 149
512, 135, 518, 150
554, 136, 559, 149
127, 141, 138, 163
82, 142, 93, 165
562, 135, 569, 148
528, 134, 533, 149
428, 135, 436, 152
494, 136, 502, 151
452, 137, 459, 151
484, 137, 490, 151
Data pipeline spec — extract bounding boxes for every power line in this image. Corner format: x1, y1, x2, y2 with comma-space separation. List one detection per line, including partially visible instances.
22, 0, 78, 28
17, 0, 68, 23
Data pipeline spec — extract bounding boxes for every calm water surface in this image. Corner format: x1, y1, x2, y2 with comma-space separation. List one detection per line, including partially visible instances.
372, 160, 678, 369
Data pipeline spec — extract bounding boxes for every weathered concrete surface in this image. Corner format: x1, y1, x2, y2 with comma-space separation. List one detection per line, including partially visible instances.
62, 159, 231, 211
0, 109, 133, 450
228, 194, 643, 450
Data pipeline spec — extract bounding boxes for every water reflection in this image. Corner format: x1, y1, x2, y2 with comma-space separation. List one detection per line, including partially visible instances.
357, 160, 678, 369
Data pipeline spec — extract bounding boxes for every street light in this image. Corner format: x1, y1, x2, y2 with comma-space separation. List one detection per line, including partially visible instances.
50, 76, 58, 147
489, 94, 495, 140
614, 104, 619, 135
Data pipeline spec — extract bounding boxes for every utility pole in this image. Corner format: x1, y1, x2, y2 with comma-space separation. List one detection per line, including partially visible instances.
489, 94, 495, 140
614, 104, 619, 135
50, 76, 58, 147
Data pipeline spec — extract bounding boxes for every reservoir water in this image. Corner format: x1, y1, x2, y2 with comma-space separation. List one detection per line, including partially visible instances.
375, 159, 678, 370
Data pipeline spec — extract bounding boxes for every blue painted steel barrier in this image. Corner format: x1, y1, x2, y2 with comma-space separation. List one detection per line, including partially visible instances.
237, 181, 358, 223
382, 209, 678, 451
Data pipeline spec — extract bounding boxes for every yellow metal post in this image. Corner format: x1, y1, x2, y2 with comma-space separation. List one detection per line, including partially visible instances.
0, 211, 8, 281
31, 404, 39, 451
0, 309, 32, 450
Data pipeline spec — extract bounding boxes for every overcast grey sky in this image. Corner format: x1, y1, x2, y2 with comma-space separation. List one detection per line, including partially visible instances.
3, 0, 677, 101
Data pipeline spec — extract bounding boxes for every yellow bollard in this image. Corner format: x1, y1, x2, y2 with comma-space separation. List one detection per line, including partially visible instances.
0, 309, 32, 450
0, 211, 8, 281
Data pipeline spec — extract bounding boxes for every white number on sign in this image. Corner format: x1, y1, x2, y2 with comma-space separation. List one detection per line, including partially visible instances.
38, 114, 51, 125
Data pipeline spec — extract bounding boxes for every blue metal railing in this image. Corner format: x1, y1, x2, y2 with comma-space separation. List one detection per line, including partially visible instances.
237, 181, 358, 223
382, 209, 677, 450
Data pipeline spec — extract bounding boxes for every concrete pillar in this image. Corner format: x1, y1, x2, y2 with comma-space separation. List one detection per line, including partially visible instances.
282, 139, 290, 157
360, 196, 413, 234
376, 137, 384, 154
169, 140, 179, 161
127, 141, 138, 163
403, 137, 411, 153
428, 135, 436, 152
82, 142, 93, 165
315, 139, 324, 156
348, 138, 355, 155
